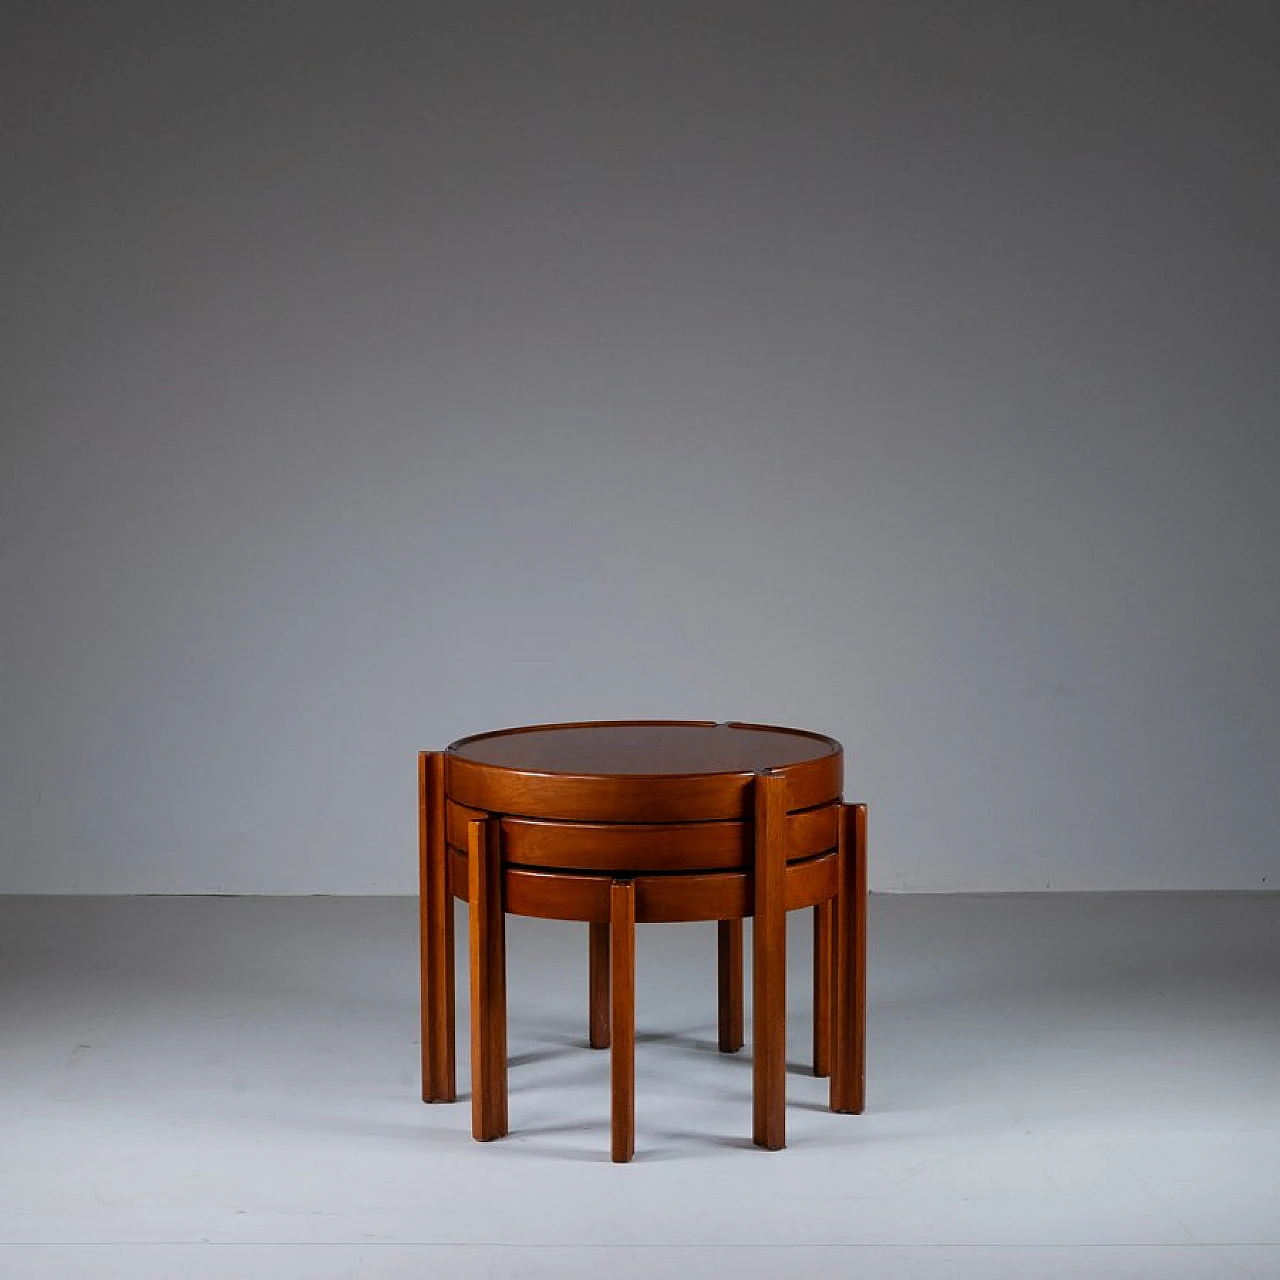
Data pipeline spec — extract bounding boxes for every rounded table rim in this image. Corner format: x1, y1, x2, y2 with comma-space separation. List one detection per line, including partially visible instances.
445, 718, 842, 781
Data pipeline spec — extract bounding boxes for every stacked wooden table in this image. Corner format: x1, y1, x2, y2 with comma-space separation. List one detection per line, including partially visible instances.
418, 720, 866, 1161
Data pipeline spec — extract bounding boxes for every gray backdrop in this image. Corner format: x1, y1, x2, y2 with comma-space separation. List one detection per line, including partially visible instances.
3, 1, 1277, 893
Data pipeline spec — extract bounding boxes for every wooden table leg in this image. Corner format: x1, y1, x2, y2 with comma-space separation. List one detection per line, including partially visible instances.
752, 771, 787, 1150
610, 879, 636, 1163
813, 899, 833, 1078
589, 922, 610, 1049
419, 752, 455, 1102
831, 802, 867, 1114
717, 919, 744, 1053
469, 816, 508, 1140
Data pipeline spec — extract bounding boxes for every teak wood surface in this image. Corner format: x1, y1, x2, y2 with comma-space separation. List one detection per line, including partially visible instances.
417, 720, 866, 1162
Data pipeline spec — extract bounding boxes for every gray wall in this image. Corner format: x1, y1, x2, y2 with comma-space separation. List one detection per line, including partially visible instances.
3, 1, 1277, 893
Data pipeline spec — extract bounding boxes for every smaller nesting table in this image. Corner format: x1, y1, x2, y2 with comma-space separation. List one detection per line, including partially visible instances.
418, 720, 866, 1160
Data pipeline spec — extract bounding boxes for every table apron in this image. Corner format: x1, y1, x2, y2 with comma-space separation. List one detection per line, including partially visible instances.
446, 753, 842, 822
445, 799, 839, 873
446, 845, 839, 923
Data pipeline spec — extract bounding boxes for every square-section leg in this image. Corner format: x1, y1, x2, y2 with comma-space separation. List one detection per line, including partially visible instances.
813, 899, 833, 1078
718, 919, 744, 1053
752, 771, 788, 1150
589, 922, 610, 1049
419, 751, 455, 1102
831, 802, 867, 1114
469, 816, 508, 1140
610, 880, 636, 1163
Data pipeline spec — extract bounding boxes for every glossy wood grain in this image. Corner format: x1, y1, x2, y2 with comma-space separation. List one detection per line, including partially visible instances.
500, 815, 749, 871
444, 798, 486, 852
588, 922, 610, 1049
418, 752, 455, 1102
446, 720, 841, 823
450, 720, 837, 775
468, 817, 507, 1140
452, 802, 838, 874
717, 919, 744, 1053
813, 898, 833, 1079
789, 802, 840, 861
753, 771, 787, 1150
832, 802, 868, 1115
610, 879, 636, 1163
416, 752, 432, 1100
448, 754, 840, 823
449, 849, 840, 922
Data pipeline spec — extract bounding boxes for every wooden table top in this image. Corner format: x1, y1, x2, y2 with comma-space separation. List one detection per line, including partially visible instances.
447, 720, 840, 778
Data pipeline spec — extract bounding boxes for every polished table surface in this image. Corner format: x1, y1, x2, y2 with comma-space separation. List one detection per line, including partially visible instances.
448, 720, 840, 777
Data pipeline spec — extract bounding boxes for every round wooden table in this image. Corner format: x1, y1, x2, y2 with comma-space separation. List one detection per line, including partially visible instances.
417, 720, 866, 1161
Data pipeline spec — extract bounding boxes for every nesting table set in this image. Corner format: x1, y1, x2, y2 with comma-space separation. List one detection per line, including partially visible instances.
418, 720, 866, 1161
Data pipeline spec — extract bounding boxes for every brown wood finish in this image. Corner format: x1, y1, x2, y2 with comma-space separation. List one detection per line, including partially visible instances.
502, 815, 750, 871
446, 721, 840, 824
419, 720, 863, 1159
417, 752, 432, 1101
588, 922, 610, 1049
444, 797, 487, 853
789, 801, 840, 859
419, 752, 455, 1102
610, 879, 636, 1162
783, 852, 842, 914
831, 802, 867, 1114
447, 754, 840, 824
450, 720, 836, 773
450, 850, 841, 923
468, 817, 507, 1140
812, 899, 833, 1079
717, 919, 744, 1053
752, 771, 787, 1151
461, 802, 838, 873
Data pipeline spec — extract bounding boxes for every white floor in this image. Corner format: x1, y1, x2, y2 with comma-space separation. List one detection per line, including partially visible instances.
1, 894, 1277, 1279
